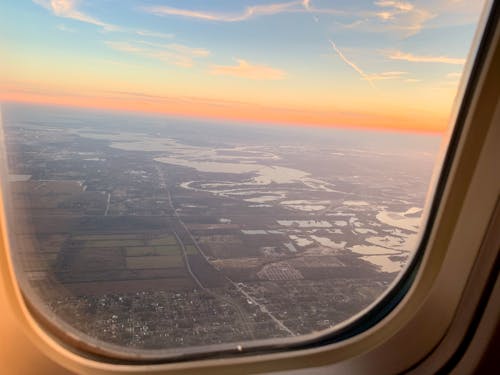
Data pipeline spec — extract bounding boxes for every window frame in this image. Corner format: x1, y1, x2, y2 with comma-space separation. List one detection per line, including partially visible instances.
0, 1, 498, 373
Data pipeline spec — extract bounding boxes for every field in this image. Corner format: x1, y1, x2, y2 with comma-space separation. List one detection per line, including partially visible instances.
16, 221, 196, 294
83, 239, 145, 247
72, 234, 142, 241
126, 255, 184, 269
185, 245, 199, 255
125, 245, 181, 257
11, 179, 198, 295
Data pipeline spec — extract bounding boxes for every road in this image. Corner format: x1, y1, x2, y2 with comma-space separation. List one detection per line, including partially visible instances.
156, 165, 257, 339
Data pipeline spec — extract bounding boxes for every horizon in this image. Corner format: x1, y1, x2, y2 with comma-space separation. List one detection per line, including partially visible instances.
1, 100, 446, 138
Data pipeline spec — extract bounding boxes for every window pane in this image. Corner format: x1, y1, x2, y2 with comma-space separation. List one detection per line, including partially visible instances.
0, 0, 487, 355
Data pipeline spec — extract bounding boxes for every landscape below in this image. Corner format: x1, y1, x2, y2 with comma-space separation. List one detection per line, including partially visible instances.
3, 104, 439, 350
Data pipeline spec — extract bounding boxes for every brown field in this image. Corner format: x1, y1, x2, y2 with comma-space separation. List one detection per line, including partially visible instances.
197, 234, 243, 245
15, 191, 105, 212
20, 252, 52, 272
27, 216, 85, 233
41, 253, 59, 268
211, 257, 265, 269
19, 180, 84, 195
65, 247, 126, 271
36, 234, 68, 253
126, 255, 184, 269
289, 256, 345, 268
16, 234, 67, 253
187, 224, 240, 230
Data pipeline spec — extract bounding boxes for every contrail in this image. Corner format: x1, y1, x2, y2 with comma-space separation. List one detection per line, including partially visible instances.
302, 2, 375, 88
328, 39, 375, 88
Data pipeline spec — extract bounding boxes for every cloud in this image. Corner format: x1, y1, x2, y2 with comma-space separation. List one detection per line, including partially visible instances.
143, 1, 302, 22
331, 1, 433, 36
210, 59, 286, 80
165, 43, 210, 57
105, 40, 210, 67
33, 0, 117, 30
371, 1, 434, 34
370, 71, 408, 80
34, 0, 181, 42
135, 30, 174, 39
376, 12, 394, 21
374, 0, 415, 20
374, 1, 414, 12
134, 40, 210, 57
34, 0, 181, 44
336, 19, 366, 29
143, 1, 344, 22
388, 51, 466, 65
446, 72, 462, 78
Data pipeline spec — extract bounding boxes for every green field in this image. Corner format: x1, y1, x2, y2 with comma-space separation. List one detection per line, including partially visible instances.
125, 255, 184, 269
125, 245, 181, 257
148, 235, 177, 246
84, 239, 145, 247
185, 245, 199, 255
72, 234, 143, 241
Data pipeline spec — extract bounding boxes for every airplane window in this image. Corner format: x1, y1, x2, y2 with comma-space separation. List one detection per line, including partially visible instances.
0, 0, 489, 360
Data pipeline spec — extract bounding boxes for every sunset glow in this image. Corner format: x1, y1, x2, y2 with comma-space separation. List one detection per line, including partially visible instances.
0, 0, 486, 132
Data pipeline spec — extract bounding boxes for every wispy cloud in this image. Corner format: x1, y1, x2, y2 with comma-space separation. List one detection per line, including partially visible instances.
370, 71, 408, 80
210, 59, 286, 80
332, 1, 434, 36
372, 0, 434, 35
135, 30, 174, 39
143, 1, 344, 22
105, 40, 210, 67
388, 51, 466, 65
33, 0, 117, 30
35, 1, 179, 42
446, 72, 462, 79
374, 1, 414, 12
376, 12, 394, 21
336, 19, 366, 29
143, 1, 303, 22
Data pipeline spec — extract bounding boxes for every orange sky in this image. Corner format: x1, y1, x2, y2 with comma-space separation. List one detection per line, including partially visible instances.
0, 89, 448, 134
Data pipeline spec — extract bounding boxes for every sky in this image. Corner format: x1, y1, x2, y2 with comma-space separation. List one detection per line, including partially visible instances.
0, 0, 488, 132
